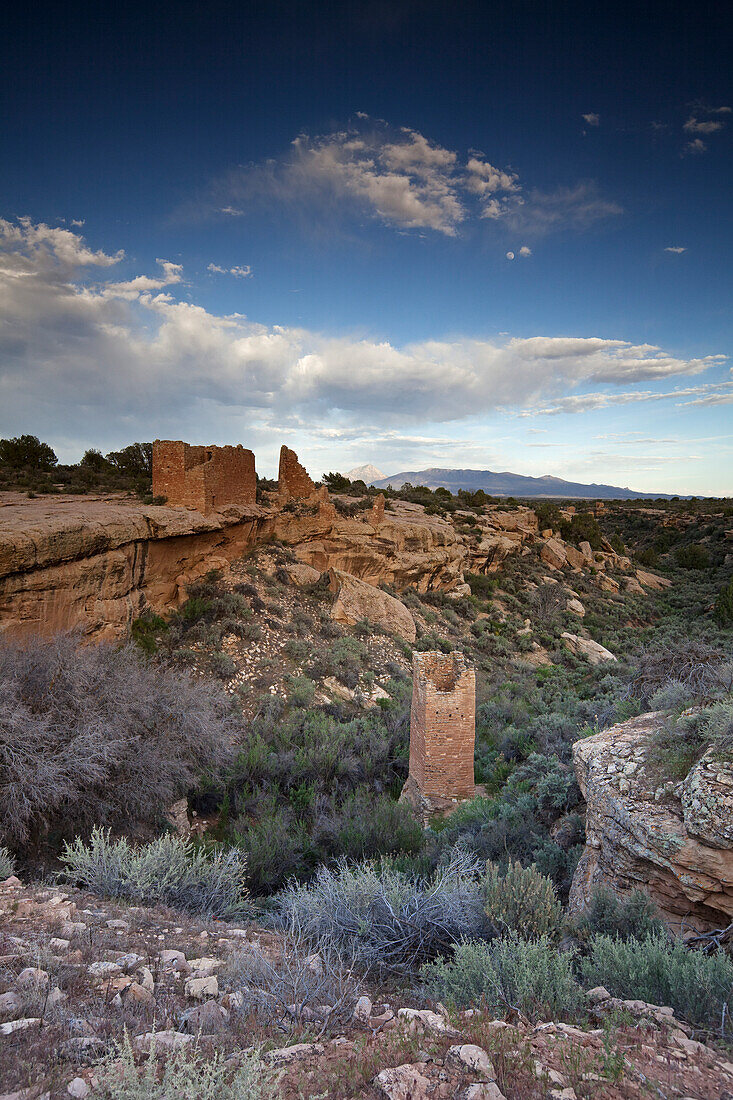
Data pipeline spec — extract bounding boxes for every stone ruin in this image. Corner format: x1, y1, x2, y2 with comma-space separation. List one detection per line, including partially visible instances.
278, 445, 316, 500
152, 440, 327, 515
401, 651, 476, 820
369, 493, 385, 526
152, 440, 256, 514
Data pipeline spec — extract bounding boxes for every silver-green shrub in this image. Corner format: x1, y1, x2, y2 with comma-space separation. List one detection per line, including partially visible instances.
91, 1031, 280, 1100
421, 936, 581, 1020
61, 827, 248, 918
582, 933, 733, 1034
276, 849, 487, 973
481, 860, 563, 940
0, 845, 15, 879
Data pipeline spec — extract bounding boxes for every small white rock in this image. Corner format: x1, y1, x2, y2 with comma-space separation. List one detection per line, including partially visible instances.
67, 1077, 89, 1098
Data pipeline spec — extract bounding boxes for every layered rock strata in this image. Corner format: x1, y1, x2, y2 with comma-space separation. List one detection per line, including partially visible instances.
569, 712, 733, 932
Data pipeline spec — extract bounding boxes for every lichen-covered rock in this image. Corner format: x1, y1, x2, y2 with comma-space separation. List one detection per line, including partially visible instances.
569, 712, 733, 930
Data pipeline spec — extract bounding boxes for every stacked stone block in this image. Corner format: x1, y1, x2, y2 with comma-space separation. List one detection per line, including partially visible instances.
278, 445, 316, 500
152, 440, 256, 514
408, 651, 475, 804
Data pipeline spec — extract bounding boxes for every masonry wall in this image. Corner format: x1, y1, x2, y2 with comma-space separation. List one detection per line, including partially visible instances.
278, 445, 315, 499
409, 651, 475, 801
152, 440, 256, 514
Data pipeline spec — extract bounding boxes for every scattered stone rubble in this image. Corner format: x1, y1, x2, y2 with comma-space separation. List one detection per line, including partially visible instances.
1, 874, 731, 1099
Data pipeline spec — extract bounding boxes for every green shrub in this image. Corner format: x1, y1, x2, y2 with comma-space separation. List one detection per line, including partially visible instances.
60, 827, 249, 918
581, 933, 733, 1033
675, 543, 710, 570
91, 1030, 279, 1100
714, 577, 733, 627
285, 675, 316, 707
572, 887, 663, 943
466, 573, 496, 600
482, 860, 564, 940
421, 936, 581, 1019
0, 846, 15, 879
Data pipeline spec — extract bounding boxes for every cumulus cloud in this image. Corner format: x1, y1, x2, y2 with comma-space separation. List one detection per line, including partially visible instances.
208, 263, 253, 278
0, 216, 123, 268
519, 245, 532, 257
684, 137, 707, 155
664, 246, 686, 253
202, 118, 619, 238
582, 113, 600, 126
0, 218, 725, 446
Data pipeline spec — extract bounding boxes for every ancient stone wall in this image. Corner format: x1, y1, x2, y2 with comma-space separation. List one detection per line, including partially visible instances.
370, 493, 385, 526
278, 445, 315, 500
408, 651, 475, 804
152, 441, 256, 514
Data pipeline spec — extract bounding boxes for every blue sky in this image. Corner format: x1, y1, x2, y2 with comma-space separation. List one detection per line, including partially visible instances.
1, 0, 731, 493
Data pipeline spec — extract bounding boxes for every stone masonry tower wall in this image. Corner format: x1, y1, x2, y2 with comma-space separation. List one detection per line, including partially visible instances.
409, 651, 476, 802
152, 440, 256, 514
278, 445, 316, 500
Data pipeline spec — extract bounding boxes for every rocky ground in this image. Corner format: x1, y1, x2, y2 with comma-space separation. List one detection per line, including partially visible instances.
1, 875, 732, 1100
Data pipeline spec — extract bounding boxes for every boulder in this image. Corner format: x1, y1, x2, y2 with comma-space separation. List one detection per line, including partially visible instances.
566, 598, 585, 617
328, 569, 416, 642
541, 539, 567, 570
561, 633, 617, 665
636, 569, 672, 591
374, 1065, 431, 1100
564, 546, 586, 571
569, 712, 733, 929
282, 562, 321, 586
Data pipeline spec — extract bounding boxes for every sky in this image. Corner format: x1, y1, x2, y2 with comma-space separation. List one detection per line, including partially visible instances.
1, 0, 731, 494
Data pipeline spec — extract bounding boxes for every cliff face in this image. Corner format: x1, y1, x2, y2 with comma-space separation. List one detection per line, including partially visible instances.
0, 493, 469, 640
569, 712, 733, 933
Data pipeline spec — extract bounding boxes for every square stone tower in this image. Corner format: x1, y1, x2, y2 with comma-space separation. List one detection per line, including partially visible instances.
408, 651, 476, 806
152, 440, 256, 514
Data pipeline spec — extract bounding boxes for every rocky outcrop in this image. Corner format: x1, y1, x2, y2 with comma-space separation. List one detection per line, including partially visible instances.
0, 492, 464, 640
291, 499, 467, 593
570, 712, 733, 931
328, 568, 416, 641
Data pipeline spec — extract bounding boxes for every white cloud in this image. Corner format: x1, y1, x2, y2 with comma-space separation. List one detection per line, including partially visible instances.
681, 104, 730, 153
208, 263, 253, 278
0, 218, 725, 448
582, 113, 600, 126
664, 246, 686, 254
0, 216, 123, 268
503, 182, 623, 235
203, 118, 620, 239
519, 245, 532, 257
98, 260, 183, 300
70, 219, 85, 228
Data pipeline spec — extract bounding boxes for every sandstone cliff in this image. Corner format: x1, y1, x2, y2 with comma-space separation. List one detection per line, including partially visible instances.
0, 492, 468, 640
569, 712, 733, 933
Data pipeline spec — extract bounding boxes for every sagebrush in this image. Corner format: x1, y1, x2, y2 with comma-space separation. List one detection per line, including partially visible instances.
421, 936, 581, 1020
91, 1030, 279, 1100
581, 933, 733, 1034
276, 850, 487, 973
60, 828, 248, 918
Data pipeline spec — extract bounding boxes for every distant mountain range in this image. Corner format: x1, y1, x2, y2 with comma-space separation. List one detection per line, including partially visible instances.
365, 466, 674, 499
